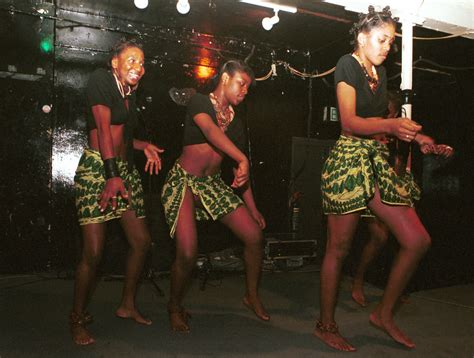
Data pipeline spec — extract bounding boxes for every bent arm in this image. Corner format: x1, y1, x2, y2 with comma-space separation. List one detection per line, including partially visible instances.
193, 113, 247, 163
337, 82, 422, 141
91, 104, 128, 210
337, 82, 393, 136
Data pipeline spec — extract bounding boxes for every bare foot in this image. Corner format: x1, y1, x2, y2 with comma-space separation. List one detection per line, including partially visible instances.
243, 295, 270, 321
167, 304, 191, 332
69, 312, 95, 346
400, 294, 410, 304
115, 307, 152, 325
313, 320, 356, 352
351, 285, 367, 307
369, 311, 415, 349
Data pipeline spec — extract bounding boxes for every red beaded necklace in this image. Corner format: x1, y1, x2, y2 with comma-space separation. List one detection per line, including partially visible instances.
209, 92, 235, 132
352, 53, 379, 93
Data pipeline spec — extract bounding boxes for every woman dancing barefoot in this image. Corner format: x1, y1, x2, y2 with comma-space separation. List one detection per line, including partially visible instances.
161, 59, 269, 332
314, 6, 431, 351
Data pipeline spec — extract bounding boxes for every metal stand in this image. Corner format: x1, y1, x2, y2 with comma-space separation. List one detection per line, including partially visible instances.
144, 267, 165, 297
197, 254, 213, 291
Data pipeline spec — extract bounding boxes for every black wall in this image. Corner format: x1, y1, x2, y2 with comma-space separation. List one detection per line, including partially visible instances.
1, 1, 472, 290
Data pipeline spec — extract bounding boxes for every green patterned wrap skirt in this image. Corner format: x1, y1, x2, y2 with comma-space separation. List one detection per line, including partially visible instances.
321, 135, 420, 215
74, 148, 146, 225
161, 161, 243, 238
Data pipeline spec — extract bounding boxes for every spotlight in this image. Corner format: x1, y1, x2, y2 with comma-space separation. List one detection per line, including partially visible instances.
262, 9, 279, 31
134, 0, 148, 9
176, 0, 190, 14
42, 104, 52, 114
239, 1, 296, 31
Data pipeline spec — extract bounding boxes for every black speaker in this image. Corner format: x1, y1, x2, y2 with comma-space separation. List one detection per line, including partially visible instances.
290, 137, 336, 242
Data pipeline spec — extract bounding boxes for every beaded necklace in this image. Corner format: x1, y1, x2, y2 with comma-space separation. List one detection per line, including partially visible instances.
113, 73, 132, 98
209, 92, 235, 132
352, 53, 379, 93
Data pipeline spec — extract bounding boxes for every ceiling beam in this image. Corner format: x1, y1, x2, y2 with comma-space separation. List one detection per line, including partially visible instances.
323, 0, 474, 39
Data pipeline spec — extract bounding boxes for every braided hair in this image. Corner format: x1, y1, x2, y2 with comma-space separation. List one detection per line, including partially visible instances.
350, 6, 398, 50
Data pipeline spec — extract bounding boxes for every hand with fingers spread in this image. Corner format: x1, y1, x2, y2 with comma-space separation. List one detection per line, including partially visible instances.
421, 143, 454, 158
99, 177, 129, 212
390, 118, 422, 142
231, 159, 249, 188
144, 143, 164, 175
432, 144, 454, 157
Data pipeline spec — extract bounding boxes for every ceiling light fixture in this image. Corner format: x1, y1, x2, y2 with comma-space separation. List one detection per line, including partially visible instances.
239, 0, 297, 31
176, 0, 190, 15
134, 0, 148, 10
262, 9, 279, 31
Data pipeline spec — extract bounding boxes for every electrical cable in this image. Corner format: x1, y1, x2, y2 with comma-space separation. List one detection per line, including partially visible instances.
416, 58, 474, 71
396, 30, 474, 40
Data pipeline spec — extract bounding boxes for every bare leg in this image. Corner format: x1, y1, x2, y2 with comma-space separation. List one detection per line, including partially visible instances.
313, 213, 359, 352
168, 187, 198, 332
220, 205, 269, 321
352, 217, 389, 307
71, 223, 107, 345
367, 187, 431, 348
115, 210, 152, 325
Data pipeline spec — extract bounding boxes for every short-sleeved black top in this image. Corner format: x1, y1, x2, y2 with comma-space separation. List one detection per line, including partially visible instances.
85, 68, 138, 131
184, 93, 246, 153
334, 54, 388, 118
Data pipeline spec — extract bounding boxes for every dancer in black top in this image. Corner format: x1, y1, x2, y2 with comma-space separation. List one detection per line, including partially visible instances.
71, 39, 163, 345
161, 60, 269, 332
351, 90, 454, 307
314, 7, 431, 351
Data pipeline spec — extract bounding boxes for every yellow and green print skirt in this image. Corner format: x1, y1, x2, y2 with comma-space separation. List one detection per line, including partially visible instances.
321, 135, 420, 215
161, 161, 243, 238
74, 148, 145, 225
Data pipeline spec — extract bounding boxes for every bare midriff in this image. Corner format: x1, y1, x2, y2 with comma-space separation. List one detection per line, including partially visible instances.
178, 143, 225, 177
88, 124, 127, 159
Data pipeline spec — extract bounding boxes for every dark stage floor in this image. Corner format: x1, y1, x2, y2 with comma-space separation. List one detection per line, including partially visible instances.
1, 265, 473, 357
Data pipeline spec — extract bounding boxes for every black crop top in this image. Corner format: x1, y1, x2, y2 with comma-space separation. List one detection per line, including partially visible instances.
334, 54, 388, 118
184, 93, 247, 153
85, 68, 138, 131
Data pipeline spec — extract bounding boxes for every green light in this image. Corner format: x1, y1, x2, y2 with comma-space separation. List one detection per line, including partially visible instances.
40, 37, 53, 54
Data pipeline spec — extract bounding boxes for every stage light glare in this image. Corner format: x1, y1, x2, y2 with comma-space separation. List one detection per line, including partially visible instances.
176, 0, 190, 14
134, 0, 148, 10
40, 37, 54, 54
